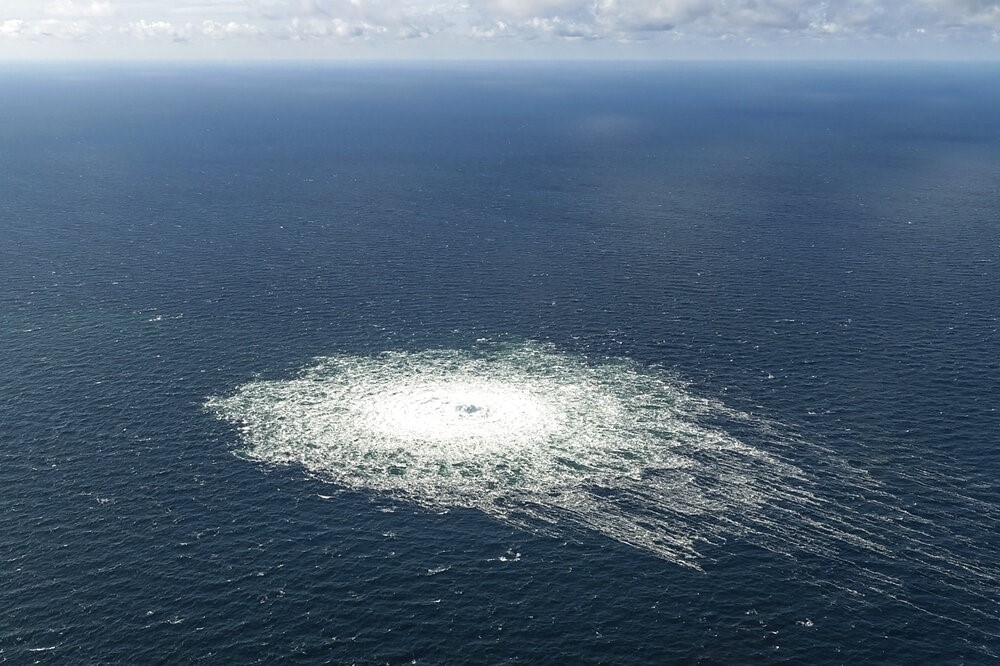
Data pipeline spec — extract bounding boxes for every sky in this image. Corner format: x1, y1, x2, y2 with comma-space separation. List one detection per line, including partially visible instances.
1, 0, 999, 61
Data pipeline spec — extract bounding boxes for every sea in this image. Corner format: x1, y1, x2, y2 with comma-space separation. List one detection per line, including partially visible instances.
1, 62, 998, 664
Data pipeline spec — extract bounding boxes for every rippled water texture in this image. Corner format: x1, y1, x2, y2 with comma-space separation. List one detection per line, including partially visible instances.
3, 65, 999, 662
209, 340, 1000, 650
204, 342, 885, 570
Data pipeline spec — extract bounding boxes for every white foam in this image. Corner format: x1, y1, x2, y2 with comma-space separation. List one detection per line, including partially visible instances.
206, 341, 1000, 649
206, 341, 828, 568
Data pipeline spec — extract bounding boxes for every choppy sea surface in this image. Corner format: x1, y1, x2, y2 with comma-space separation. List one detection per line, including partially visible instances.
2, 63, 998, 663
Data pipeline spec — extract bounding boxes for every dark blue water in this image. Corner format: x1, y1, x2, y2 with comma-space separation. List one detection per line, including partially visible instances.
2, 63, 998, 663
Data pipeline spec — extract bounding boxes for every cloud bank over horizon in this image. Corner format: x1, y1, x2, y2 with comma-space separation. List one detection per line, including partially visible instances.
2, 0, 999, 60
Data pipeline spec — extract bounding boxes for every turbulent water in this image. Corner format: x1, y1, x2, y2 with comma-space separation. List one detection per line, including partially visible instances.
207, 340, 1000, 637
3, 64, 999, 663
209, 341, 815, 567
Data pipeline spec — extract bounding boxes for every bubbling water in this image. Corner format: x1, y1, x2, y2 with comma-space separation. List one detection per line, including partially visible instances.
358, 379, 564, 453
207, 341, 828, 567
205, 340, 1000, 650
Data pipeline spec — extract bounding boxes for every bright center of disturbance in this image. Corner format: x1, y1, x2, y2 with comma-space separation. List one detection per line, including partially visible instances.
359, 380, 561, 449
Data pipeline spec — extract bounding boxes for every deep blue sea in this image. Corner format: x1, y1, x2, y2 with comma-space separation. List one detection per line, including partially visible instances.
1, 63, 998, 663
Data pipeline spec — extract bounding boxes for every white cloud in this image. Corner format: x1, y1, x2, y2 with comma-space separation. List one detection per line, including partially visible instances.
486, 0, 584, 19
33, 18, 96, 39
201, 20, 263, 38
3, 0, 1000, 56
120, 19, 193, 41
594, 0, 711, 32
928, 0, 1000, 28
0, 19, 27, 38
283, 16, 389, 40
0, 17, 102, 41
44, 1, 113, 18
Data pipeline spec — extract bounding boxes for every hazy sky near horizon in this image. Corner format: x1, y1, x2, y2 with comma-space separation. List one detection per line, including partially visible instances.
2, 0, 999, 61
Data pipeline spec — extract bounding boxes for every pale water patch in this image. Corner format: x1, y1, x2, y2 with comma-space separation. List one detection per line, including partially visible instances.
207, 342, 1000, 648
206, 341, 863, 568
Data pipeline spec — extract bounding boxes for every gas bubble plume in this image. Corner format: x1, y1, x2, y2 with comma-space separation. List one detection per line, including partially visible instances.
207, 341, 851, 568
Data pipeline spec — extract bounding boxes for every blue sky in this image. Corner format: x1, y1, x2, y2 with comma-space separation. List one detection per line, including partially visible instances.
2, 0, 999, 60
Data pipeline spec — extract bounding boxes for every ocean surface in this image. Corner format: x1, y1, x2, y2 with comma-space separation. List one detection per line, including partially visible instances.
1, 63, 998, 663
